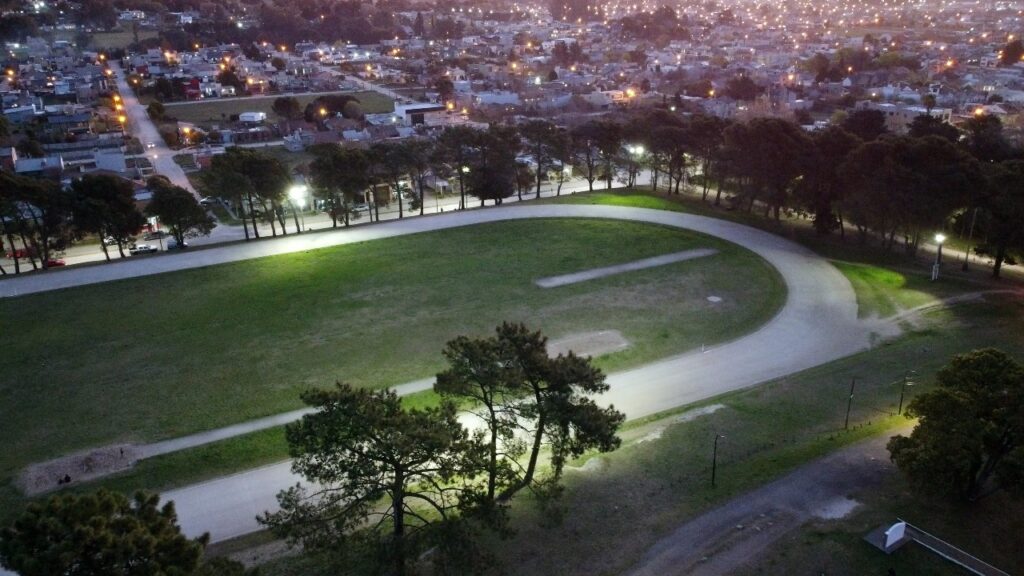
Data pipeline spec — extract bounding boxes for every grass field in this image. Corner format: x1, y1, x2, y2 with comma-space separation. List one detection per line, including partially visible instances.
0, 219, 782, 491
257, 295, 1024, 576
161, 91, 394, 127
549, 190, 982, 319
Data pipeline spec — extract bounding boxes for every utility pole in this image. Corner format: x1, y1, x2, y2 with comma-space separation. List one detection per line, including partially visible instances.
844, 377, 858, 430
711, 433, 724, 487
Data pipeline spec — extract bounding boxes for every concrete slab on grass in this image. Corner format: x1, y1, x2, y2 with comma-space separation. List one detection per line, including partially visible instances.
535, 248, 718, 288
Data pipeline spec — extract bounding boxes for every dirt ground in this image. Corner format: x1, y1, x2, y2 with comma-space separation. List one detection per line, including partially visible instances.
547, 329, 631, 358
19, 444, 139, 496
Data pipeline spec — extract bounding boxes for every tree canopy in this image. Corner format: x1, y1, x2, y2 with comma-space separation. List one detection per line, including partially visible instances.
888, 349, 1024, 501
0, 490, 235, 576
145, 176, 215, 245
259, 384, 484, 576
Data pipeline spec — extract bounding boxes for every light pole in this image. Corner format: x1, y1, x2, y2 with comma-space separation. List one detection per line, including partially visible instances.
898, 370, 916, 416
931, 233, 946, 281
288, 185, 307, 233
844, 377, 859, 430
711, 433, 724, 487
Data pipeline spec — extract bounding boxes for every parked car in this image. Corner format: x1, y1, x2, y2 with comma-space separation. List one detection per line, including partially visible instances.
199, 196, 217, 206
129, 244, 159, 255
167, 239, 189, 250
352, 203, 370, 213
44, 258, 66, 267
143, 230, 170, 241
101, 236, 128, 246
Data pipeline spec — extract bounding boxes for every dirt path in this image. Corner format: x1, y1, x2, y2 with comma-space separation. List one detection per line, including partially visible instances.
624, 430, 909, 576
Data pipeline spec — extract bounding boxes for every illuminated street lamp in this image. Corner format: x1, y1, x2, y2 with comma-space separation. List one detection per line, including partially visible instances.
288, 185, 307, 233
931, 233, 946, 281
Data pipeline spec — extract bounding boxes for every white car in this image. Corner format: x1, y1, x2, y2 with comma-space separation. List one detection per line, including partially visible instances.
129, 243, 159, 255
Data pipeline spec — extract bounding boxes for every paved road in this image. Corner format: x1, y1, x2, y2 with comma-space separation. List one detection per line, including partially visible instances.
625, 432, 904, 576
102, 204, 873, 542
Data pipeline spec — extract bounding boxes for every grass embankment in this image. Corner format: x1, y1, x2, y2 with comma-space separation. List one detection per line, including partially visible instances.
0, 218, 782, 514
161, 91, 394, 127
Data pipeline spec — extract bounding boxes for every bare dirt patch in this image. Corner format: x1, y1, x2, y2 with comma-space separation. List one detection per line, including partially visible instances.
812, 497, 860, 520
547, 330, 630, 358
19, 444, 140, 496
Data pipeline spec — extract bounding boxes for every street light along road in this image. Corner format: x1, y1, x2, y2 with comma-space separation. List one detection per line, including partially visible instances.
931, 233, 946, 281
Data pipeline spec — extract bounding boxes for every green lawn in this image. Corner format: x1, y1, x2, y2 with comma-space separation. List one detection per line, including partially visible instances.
551, 190, 1000, 319
161, 91, 394, 127
832, 261, 975, 318
0, 219, 782, 489
478, 299, 1024, 576
257, 296, 1024, 576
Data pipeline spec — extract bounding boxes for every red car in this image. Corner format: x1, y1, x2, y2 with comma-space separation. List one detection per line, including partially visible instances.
44, 259, 66, 267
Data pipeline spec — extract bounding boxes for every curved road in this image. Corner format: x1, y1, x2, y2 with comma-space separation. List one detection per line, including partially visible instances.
0, 205, 874, 544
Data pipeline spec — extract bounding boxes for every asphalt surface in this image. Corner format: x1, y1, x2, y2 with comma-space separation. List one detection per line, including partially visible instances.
125, 204, 872, 542
625, 432, 903, 576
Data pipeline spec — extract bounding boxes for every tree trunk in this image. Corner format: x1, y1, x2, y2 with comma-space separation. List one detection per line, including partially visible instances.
18, 229, 37, 270
99, 237, 111, 261
458, 171, 465, 210
275, 202, 287, 235
993, 244, 1006, 279
392, 469, 406, 576
521, 411, 546, 489
418, 179, 425, 216
714, 175, 724, 206
291, 203, 301, 233
535, 162, 543, 199
5, 234, 21, 274
265, 201, 277, 237
702, 159, 710, 200
487, 405, 498, 501
396, 183, 404, 219
246, 192, 260, 238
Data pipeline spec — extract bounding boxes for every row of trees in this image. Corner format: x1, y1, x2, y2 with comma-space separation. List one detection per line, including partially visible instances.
196, 108, 1022, 276
0, 172, 213, 274
617, 109, 1024, 277
260, 323, 625, 575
